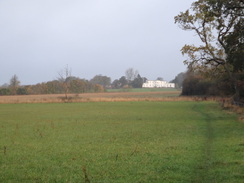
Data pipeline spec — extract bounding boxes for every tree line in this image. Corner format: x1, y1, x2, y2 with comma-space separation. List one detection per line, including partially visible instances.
0, 68, 159, 96
0, 75, 104, 96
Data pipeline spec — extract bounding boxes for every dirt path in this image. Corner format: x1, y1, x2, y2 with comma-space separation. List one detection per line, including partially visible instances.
191, 103, 215, 182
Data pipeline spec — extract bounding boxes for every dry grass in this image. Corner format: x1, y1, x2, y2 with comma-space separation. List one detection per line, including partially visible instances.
0, 91, 189, 103
220, 98, 244, 121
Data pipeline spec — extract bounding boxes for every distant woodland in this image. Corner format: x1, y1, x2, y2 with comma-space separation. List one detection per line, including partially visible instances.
0, 68, 152, 95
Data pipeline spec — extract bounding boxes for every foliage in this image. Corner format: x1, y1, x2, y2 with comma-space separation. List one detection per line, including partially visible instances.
69, 79, 88, 93
156, 77, 164, 81
112, 68, 148, 89
175, 0, 244, 100
90, 75, 111, 88
46, 80, 63, 94
170, 72, 186, 88
0, 88, 10, 95
112, 74, 147, 89
111, 76, 128, 89
225, 18, 244, 72
93, 84, 105, 92
27, 79, 104, 95
0, 79, 104, 96
181, 69, 237, 96
0, 102, 243, 182
16, 87, 28, 95
182, 72, 211, 96
111, 79, 120, 89
131, 74, 144, 88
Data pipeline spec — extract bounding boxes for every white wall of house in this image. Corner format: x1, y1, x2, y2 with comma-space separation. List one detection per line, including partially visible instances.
142, 80, 175, 88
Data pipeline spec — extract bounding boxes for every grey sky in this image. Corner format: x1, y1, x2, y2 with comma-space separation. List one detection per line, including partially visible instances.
0, 0, 197, 85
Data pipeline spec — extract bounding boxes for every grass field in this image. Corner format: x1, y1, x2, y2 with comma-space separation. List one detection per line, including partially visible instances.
0, 101, 243, 182
106, 88, 179, 93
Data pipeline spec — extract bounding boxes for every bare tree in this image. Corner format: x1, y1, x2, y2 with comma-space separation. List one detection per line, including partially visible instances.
9, 74, 20, 95
58, 65, 72, 99
125, 68, 139, 82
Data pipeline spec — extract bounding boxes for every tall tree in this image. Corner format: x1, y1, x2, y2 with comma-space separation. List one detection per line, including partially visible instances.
131, 74, 144, 88
119, 76, 128, 88
58, 65, 72, 99
9, 74, 20, 95
171, 72, 186, 88
70, 79, 88, 93
125, 68, 139, 82
175, 0, 244, 101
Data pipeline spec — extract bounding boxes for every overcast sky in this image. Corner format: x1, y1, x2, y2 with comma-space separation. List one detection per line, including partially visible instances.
0, 0, 198, 85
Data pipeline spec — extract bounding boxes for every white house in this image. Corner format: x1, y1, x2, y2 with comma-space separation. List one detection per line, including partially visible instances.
142, 80, 175, 88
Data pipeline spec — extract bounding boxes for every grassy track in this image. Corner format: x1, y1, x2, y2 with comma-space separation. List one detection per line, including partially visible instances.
0, 102, 243, 182
191, 103, 244, 182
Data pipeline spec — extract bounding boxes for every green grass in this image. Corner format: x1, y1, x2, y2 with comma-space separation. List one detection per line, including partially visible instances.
106, 87, 179, 93
0, 102, 243, 182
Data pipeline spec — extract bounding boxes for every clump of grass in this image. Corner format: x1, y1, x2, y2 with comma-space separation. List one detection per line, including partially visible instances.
82, 166, 90, 183
3, 146, 6, 155
220, 98, 244, 118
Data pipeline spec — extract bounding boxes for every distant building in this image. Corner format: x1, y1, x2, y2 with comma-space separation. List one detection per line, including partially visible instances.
142, 80, 175, 88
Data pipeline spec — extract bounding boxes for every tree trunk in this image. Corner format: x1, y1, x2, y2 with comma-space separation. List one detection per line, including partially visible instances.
224, 64, 240, 102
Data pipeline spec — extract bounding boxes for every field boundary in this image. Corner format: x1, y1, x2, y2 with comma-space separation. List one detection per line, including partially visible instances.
0, 92, 223, 104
